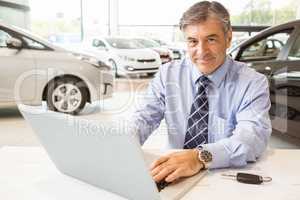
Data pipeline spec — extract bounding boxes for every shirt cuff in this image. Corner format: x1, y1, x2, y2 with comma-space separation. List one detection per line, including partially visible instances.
201, 140, 231, 169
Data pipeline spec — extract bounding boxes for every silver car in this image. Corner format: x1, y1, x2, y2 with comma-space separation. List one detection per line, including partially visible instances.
0, 22, 113, 114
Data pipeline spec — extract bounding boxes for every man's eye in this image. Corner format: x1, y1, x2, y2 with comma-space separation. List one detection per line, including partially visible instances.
188, 40, 197, 46
208, 38, 216, 43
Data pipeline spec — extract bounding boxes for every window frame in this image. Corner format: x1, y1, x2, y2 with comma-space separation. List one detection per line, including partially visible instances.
287, 28, 300, 60
0, 25, 53, 51
236, 28, 295, 62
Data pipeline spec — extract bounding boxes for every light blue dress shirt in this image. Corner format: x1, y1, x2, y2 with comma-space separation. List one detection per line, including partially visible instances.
131, 56, 272, 169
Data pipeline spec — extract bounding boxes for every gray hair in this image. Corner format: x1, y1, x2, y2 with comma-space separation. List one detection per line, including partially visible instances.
179, 1, 231, 33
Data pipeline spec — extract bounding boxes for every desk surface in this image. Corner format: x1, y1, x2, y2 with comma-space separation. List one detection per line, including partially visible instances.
0, 147, 299, 200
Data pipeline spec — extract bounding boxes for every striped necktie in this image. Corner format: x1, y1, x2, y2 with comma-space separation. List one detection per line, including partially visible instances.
183, 76, 209, 149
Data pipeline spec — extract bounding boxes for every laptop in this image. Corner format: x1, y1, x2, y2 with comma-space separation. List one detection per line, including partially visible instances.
19, 104, 206, 200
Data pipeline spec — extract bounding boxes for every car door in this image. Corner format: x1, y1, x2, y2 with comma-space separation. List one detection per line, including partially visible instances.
0, 26, 36, 104
236, 28, 300, 139
268, 29, 300, 138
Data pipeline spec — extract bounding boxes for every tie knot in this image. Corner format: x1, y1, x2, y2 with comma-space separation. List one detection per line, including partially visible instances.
197, 76, 209, 87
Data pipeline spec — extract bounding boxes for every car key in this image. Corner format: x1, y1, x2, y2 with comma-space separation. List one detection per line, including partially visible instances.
222, 172, 272, 184
156, 180, 171, 192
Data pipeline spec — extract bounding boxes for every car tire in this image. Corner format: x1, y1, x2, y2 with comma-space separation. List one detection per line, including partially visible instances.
109, 59, 119, 78
46, 77, 88, 115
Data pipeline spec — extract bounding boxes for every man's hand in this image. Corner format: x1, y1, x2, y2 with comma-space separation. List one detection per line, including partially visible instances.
150, 149, 204, 183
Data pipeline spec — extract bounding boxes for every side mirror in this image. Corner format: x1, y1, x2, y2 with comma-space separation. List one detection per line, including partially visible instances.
6, 37, 23, 49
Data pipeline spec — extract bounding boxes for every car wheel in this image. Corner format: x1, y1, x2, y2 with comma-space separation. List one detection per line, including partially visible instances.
109, 59, 119, 78
46, 77, 88, 115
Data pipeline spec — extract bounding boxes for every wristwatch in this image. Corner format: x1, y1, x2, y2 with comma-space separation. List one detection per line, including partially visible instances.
197, 149, 212, 169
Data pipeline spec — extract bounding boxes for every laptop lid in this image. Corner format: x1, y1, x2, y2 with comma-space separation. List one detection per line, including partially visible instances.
19, 104, 161, 200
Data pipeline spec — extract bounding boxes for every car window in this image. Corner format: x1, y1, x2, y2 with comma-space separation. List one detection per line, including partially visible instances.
0, 29, 11, 47
105, 38, 143, 49
22, 36, 47, 50
274, 40, 284, 49
133, 39, 160, 48
93, 39, 106, 48
228, 47, 239, 59
239, 30, 292, 62
288, 35, 300, 60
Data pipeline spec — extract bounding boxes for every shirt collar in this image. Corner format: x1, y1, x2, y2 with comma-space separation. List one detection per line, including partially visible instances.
190, 56, 231, 88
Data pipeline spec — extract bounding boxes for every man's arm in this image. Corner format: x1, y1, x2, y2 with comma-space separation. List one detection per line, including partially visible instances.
150, 73, 272, 183
130, 69, 166, 145
202, 74, 272, 169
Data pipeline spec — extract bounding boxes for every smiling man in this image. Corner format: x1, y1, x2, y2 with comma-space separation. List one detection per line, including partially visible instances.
131, 1, 272, 184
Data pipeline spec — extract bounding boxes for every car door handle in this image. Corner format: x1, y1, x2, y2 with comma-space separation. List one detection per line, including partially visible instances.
265, 66, 271, 71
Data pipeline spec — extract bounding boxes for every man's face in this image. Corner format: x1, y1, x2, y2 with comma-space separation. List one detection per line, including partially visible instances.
183, 17, 232, 75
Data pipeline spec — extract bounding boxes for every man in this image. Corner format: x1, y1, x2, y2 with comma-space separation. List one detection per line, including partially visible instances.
131, 1, 271, 184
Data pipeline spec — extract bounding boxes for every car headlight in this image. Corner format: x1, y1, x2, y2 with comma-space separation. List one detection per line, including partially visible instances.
118, 55, 136, 62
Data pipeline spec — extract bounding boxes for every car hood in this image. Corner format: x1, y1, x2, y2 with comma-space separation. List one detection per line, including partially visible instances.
114, 48, 159, 59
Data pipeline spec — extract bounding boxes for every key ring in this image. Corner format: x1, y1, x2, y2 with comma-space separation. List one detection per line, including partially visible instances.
262, 176, 272, 182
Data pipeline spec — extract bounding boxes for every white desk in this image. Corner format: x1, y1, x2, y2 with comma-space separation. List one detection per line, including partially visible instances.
0, 147, 299, 200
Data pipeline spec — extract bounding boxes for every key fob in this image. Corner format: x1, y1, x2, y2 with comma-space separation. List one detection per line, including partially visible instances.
236, 173, 263, 184
156, 180, 171, 191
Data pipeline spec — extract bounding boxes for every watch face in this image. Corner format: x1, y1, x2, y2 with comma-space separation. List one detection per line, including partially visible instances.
200, 150, 212, 162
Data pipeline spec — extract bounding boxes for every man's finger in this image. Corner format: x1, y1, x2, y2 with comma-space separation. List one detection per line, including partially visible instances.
151, 166, 161, 177
151, 157, 176, 177
165, 168, 182, 182
151, 161, 167, 177
153, 165, 176, 183
150, 156, 169, 170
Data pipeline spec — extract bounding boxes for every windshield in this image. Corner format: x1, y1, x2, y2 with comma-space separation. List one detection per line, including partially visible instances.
133, 38, 160, 48
106, 38, 143, 49
153, 39, 167, 46
6, 24, 53, 46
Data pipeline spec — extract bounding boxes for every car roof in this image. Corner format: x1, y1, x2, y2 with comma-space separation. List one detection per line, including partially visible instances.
253, 19, 300, 36
231, 20, 300, 51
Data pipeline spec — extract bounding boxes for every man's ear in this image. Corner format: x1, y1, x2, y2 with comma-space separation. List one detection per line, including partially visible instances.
226, 29, 232, 49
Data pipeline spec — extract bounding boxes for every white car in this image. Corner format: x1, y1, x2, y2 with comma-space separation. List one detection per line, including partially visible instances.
132, 38, 173, 64
152, 38, 186, 60
85, 37, 162, 77
0, 22, 113, 114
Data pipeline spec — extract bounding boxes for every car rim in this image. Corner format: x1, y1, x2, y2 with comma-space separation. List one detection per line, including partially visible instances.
52, 83, 82, 113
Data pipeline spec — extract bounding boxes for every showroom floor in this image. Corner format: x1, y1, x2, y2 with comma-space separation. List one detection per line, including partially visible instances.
1, 77, 300, 149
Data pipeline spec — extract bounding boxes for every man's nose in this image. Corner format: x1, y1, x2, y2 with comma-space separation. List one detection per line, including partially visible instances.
194, 41, 208, 54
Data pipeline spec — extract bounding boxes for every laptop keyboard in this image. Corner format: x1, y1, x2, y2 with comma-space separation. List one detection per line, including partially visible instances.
156, 180, 171, 192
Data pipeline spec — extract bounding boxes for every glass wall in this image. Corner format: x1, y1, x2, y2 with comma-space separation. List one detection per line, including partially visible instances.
0, 0, 30, 29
